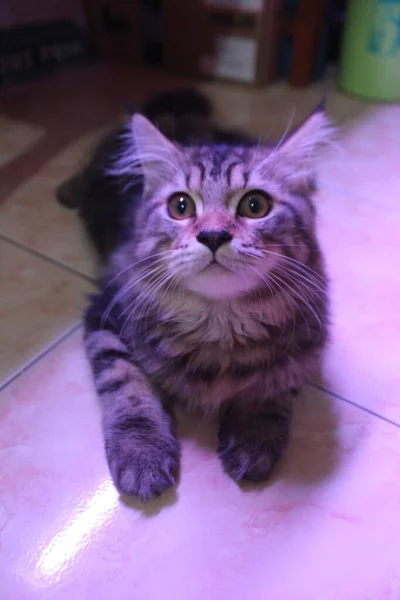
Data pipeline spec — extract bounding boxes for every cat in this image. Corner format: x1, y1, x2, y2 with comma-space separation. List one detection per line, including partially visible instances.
73, 89, 331, 502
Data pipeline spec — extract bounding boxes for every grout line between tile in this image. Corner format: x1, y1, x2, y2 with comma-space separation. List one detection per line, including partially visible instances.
0, 233, 97, 284
311, 382, 400, 429
0, 322, 83, 392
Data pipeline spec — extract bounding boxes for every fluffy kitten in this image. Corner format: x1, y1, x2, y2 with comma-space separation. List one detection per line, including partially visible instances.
80, 90, 331, 501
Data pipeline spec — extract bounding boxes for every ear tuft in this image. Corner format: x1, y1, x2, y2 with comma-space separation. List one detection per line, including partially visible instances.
269, 100, 337, 185
109, 114, 184, 192
131, 113, 175, 154
279, 102, 336, 159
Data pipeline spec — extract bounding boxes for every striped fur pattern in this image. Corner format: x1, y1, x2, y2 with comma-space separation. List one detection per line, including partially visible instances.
83, 100, 331, 501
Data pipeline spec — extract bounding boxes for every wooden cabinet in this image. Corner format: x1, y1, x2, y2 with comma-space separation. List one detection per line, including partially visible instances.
82, 0, 142, 63
163, 0, 328, 87
163, 0, 214, 78
164, 0, 282, 85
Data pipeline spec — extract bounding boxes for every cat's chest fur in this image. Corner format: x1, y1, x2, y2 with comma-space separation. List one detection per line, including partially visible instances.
151, 292, 284, 348
131, 291, 294, 410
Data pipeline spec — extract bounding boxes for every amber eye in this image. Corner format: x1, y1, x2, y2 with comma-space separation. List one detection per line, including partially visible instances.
237, 190, 273, 219
167, 192, 196, 220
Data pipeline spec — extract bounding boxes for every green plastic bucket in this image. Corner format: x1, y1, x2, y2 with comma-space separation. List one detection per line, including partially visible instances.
339, 0, 400, 100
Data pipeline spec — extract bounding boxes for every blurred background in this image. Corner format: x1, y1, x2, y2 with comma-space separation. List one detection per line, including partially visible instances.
0, 0, 347, 88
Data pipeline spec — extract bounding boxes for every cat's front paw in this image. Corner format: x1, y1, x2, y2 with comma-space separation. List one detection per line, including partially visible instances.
105, 423, 180, 502
219, 435, 281, 483
218, 404, 291, 483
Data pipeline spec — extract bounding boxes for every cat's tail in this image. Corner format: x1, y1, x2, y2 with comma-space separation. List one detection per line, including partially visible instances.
56, 88, 214, 209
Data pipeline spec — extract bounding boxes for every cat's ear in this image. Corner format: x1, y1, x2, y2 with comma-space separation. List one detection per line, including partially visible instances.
130, 114, 184, 193
275, 100, 335, 183
131, 113, 175, 154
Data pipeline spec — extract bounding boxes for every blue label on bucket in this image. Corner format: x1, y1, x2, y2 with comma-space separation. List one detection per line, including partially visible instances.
368, 0, 400, 56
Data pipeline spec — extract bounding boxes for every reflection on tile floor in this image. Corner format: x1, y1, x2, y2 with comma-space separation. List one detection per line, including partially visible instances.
0, 66, 399, 599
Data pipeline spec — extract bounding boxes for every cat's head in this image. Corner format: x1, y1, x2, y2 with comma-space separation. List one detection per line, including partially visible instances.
115, 103, 333, 300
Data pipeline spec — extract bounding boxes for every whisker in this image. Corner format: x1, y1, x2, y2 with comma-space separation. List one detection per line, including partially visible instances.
103, 250, 172, 290
267, 271, 298, 354
272, 270, 322, 332
246, 263, 274, 295
121, 270, 172, 341
120, 266, 170, 320
271, 263, 326, 297
100, 258, 169, 328
256, 247, 326, 283
257, 105, 296, 170
244, 250, 321, 336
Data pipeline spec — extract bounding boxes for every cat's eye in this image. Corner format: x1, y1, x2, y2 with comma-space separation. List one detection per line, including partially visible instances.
167, 192, 196, 220
237, 190, 273, 219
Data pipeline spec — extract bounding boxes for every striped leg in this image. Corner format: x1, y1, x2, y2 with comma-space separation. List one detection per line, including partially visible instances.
84, 293, 179, 502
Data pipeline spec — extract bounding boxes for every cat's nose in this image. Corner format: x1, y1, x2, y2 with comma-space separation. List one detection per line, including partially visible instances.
197, 230, 232, 253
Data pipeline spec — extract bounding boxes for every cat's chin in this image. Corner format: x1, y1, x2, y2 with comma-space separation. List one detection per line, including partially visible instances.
185, 264, 259, 300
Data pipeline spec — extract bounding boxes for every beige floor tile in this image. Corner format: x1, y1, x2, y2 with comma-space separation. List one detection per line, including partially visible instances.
201, 71, 369, 140
319, 104, 400, 209
1, 331, 400, 599
0, 240, 92, 386
315, 107, 400, 423
0, 124, 114, 278
0, 116, 44, 168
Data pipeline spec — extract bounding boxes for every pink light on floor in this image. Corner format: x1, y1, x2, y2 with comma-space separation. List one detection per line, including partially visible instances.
35, 479, 119, 584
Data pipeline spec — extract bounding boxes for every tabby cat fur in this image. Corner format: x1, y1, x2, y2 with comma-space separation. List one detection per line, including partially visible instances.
66, 89, 332, 501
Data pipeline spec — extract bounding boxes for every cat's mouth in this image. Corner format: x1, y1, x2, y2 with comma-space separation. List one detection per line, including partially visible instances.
186, 257, 258, 299
204, 258, 230, 273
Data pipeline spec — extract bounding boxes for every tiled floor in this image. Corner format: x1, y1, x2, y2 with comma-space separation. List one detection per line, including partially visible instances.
1, 66, 400, 599
0, 117, 44, 169
0, 125, 112, 278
